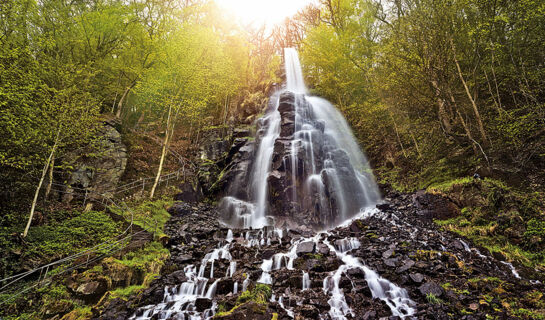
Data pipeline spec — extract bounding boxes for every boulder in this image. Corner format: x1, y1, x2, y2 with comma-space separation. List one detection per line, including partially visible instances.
296, 241, 316, 256
419, 282, 444, 297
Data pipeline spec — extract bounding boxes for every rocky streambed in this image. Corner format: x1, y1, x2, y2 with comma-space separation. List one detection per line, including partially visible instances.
96, 188, 545, 320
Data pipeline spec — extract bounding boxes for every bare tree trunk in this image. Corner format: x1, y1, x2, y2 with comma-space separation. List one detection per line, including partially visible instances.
45, 153, 55, 199
24, 128, 60, 237
456, 109, 479, 156
431, 80, 452, 134
150, 105, 172, 199
390, 113, 407, 158
115, 81, 136, 119
410, 131, 422, 158
451, 40, 487, 142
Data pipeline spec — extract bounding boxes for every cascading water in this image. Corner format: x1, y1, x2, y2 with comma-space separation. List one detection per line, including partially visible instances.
221, 48, 380, 230
129, 49, 416, 320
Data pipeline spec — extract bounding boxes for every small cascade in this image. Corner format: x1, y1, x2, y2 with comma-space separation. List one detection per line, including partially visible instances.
258, 259, 273, 284
130, 232, 237, 319
334, 238, 361, 253
302, 272, 310, 291
323, 238, 415, 319
501, 261, 521, 279
229, 261, 237, 277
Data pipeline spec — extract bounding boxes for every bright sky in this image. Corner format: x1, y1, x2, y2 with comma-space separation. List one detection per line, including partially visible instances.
215, 0, 315, 27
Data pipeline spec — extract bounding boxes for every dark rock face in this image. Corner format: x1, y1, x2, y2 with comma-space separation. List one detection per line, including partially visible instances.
220, 91, 379, 230
60, 122, 127, 203
413, 190, 461, 220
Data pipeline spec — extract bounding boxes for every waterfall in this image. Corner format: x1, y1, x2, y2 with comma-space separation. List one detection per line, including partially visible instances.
220, 47, 380, 230
284, 48, 308, 94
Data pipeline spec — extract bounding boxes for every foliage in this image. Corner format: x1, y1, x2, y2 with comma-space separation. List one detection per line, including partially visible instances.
299, 0, 545, 192
109, 197, 173, 238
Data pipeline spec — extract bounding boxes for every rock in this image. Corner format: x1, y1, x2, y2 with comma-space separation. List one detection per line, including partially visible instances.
296, 241, 316, 256
316, 243, 330, 255
262, 249, 276, 260
419, 282, 444, 297
216, 279, 234, 295
174, 182, 203, 204
412, 190, 460, 220
396, 260, 415, 273
168, 202, 193, 216
382, 249, 394, 259
76, 279, 108, 302
62, 122, 127, 203
195, 298, 212, 312
376, 203, 391, 211
409, 273, 424, 283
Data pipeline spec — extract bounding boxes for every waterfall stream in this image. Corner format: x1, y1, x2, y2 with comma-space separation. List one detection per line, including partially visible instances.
130, 49, 416, 319
221, 48, 380, 230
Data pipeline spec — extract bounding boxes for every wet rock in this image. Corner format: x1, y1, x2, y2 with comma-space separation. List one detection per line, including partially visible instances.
396, 260, 415, 273
195, 298, 212, 312
296, 241, 316, 256
419, 282, 444, 297
409, 273, 425, 283
216, 279, 234, 295
382, 249, 395, 259
167, 202, 193, 216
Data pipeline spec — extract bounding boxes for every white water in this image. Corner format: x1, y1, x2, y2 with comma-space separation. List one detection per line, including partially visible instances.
220, 47, 380, 229
323, 236, 415, 319
302, 271, 310, 291
284, 48, 308, 94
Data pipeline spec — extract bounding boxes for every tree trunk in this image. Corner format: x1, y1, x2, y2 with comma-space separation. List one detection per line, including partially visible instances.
410, 131, 422, 158
45, 153, 55, 199
150, 105, 172, 199
451, 39, 487, 142
24, 128, 60, 237
115, 81, 136, 119
390, 113, 407, 158
431, 80, 452, 134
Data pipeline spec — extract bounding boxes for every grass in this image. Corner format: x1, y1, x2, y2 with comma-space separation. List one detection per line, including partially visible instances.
426, 293, 443, 304
109, 196, 173, 238
12, 210, 123, 274
430, 178, 545, 269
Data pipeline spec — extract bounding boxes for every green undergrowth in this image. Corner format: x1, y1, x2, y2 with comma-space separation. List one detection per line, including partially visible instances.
109, 196, 173, 238
0, 209, 123, 279
430, 178, 545, 270
215, 284, 272, 317
1, 197, 173, 319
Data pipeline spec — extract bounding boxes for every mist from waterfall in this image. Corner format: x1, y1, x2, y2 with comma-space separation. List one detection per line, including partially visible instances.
220, 48, 380, 229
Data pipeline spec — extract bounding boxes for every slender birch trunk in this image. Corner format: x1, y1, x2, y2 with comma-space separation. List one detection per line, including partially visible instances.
24, 128, 61, 237
451, 39, 487, 142
45, 153, 55, 199
150, 105, 172, 199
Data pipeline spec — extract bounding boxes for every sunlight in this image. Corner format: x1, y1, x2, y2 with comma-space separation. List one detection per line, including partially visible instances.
215, 0, 315, 26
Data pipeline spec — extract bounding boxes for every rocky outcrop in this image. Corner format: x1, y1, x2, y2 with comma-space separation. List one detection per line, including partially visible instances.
412, 190, 461, 220
61, 121, 127, 202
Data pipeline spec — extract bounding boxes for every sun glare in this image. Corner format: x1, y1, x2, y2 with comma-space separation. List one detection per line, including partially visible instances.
215, 0, 315, 27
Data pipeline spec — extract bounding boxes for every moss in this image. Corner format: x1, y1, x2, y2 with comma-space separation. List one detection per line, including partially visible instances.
513, 308, 545, 320
216, 284, 272, 318
432, 178, 545, 270
109, 197, 172, 239
108, 285, 145, 300
23, 210, 122, 263
60, 306, 93, 320
426, 293, 443, 305
237, 284, 272, 305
